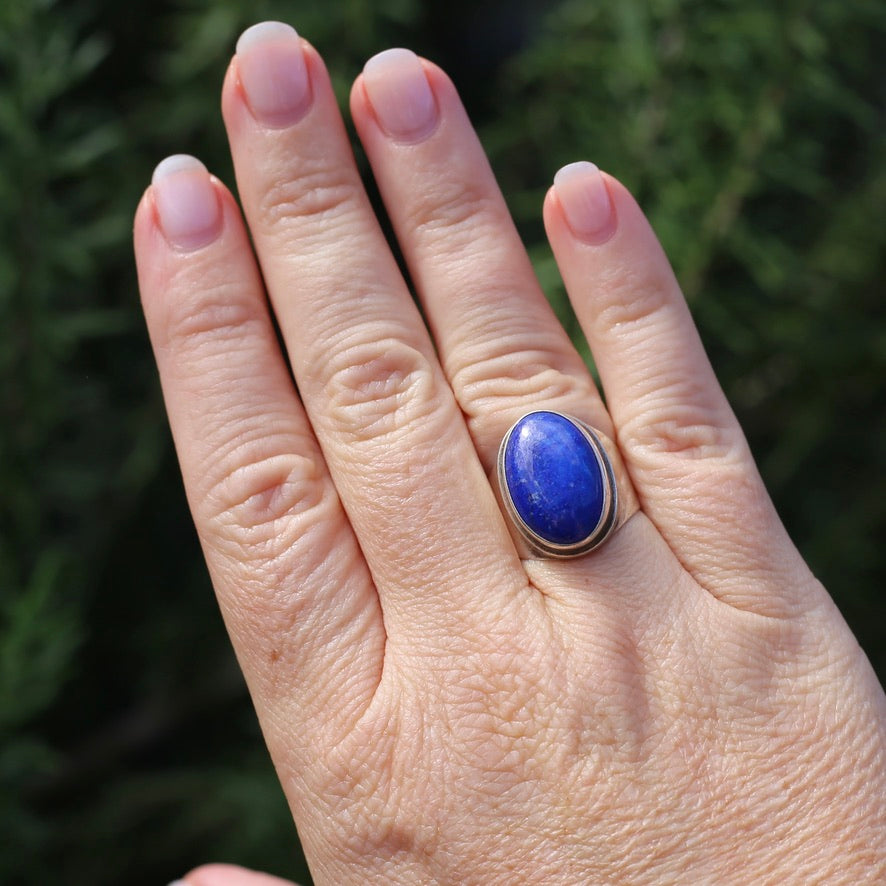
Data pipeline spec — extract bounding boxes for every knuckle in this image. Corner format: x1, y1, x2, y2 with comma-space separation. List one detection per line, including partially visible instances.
156, 274, 265, 357
321, 334, 440, 444
406, 177, 499, 246
452, 344, 587, 411
199, 446, 349, 635
618, 402, 742, 462
256, 160, 360, 233
205, 448, 328, 552
448, 336, 600, 451
593, 262, 675, 334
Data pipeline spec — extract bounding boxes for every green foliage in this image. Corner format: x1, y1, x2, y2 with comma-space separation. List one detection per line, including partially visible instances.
0, 0, 883, 883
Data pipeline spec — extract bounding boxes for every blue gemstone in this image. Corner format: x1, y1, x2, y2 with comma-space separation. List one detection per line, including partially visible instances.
502, 411, 604, 546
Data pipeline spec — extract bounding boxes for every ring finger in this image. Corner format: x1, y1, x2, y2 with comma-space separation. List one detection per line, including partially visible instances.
349, 49, 662, 609
351, 49, 612, 463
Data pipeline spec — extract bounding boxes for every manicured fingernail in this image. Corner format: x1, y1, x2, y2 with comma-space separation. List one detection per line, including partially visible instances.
151, 155, 222, 250
236, 21, 311, 127
363, 48, 438, 142
166, 881, 187, 886
553, 162, 616, 243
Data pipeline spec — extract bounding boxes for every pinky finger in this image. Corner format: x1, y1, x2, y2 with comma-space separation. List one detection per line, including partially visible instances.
544, 162, 823, 616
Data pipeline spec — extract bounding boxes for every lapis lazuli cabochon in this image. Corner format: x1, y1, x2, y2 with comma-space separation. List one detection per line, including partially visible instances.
502, 411, 604, 546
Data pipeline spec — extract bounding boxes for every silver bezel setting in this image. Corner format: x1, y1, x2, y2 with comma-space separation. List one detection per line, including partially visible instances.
497, 412, 619, 558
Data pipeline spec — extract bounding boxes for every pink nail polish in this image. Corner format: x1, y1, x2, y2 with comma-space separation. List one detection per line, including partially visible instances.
553, 162, 616, 243
236, 21, 311, 127
151, 155, 222, 250
362, 48, 438, 142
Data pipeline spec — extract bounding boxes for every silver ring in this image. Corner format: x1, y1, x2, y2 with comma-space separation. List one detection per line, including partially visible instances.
497, 410, 637, 558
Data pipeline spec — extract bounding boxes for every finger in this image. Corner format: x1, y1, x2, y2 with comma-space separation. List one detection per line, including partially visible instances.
350, 50, 610, 467
134, 156, 384, 743
178, 863, 299, 886
544, 162, 821, 614
348, 50, 678, 630
222, 24, 527, 640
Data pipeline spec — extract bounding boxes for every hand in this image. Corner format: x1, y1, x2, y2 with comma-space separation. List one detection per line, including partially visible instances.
135, 22, 886, 885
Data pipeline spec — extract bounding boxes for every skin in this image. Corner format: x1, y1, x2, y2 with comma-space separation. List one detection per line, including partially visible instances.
134, 27, 886, 886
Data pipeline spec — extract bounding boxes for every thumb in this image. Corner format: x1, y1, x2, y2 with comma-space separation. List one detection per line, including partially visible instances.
172, 863, 301, 886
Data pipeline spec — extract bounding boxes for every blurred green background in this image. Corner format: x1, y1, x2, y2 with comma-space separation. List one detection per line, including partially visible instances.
1, 0, 884, 883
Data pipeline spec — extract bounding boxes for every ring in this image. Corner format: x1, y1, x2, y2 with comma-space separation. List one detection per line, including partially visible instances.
497, 410, 639, 558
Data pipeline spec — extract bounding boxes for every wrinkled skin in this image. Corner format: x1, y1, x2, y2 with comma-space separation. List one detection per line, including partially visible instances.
135, 24, 886, 886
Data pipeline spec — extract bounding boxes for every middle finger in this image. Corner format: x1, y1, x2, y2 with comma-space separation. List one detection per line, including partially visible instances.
223, 23, 528, 640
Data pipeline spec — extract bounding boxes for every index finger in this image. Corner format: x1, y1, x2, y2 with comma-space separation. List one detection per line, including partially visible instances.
134, 156, 385, 745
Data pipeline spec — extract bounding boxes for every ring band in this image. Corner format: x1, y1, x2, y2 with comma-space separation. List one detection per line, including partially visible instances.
497, 411, 639, 558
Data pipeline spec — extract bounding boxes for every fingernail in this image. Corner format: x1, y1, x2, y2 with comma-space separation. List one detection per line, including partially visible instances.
363, 48, 438, 142
236, 21, 311, 127
151, 155, 222, 250
553, 162, 616, 244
